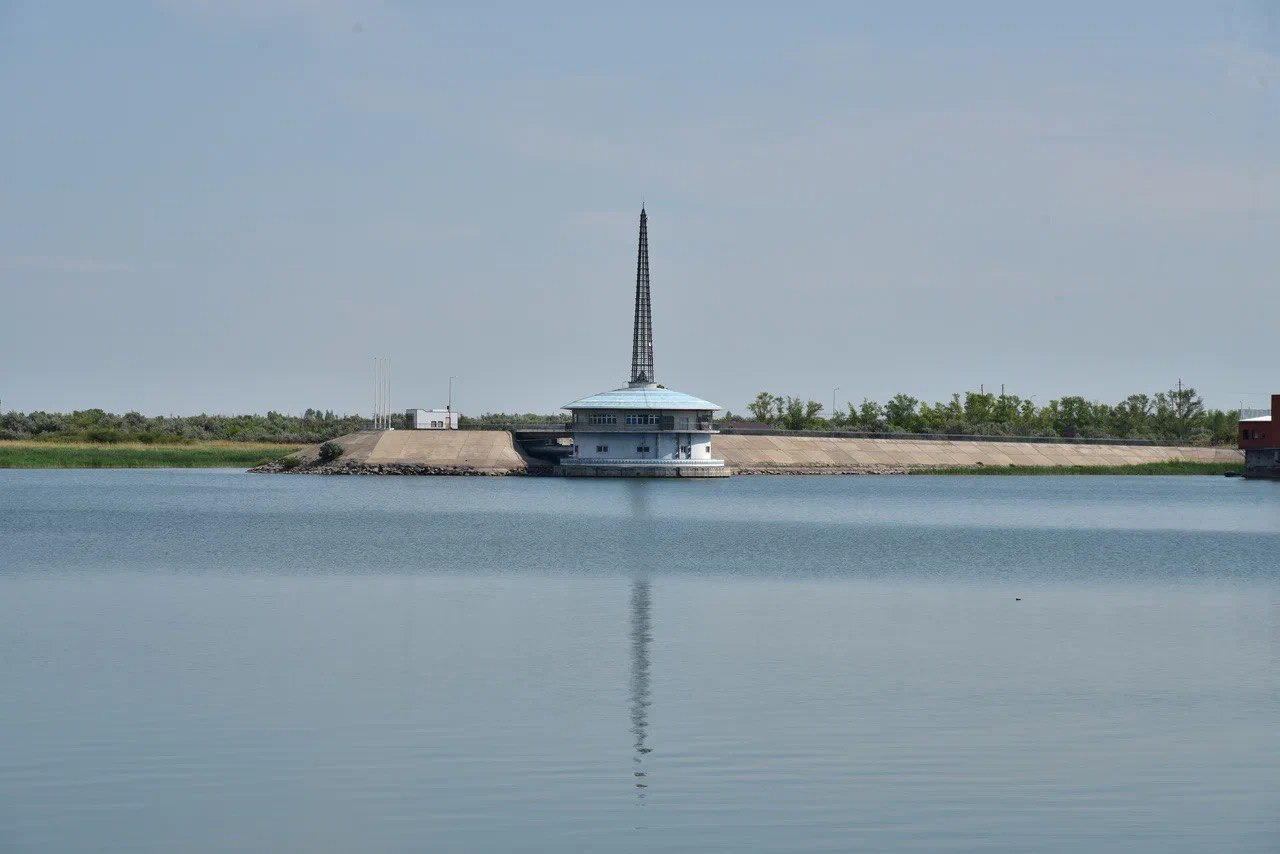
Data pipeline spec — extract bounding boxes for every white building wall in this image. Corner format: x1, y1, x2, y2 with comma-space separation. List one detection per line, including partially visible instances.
572, 431, 660, 460
570, 430, 715, 462
406, 409, 458, 429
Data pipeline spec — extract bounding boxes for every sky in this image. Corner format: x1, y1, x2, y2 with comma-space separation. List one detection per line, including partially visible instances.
1, 1, 1277, 416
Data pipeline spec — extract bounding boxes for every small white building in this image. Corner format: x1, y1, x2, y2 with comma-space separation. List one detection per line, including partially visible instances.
405, 408, 458, 430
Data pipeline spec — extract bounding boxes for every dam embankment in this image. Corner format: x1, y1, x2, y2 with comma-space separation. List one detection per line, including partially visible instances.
249, 430, 1242, 475
251, 429, 546, 474
713, 433, 1241, 473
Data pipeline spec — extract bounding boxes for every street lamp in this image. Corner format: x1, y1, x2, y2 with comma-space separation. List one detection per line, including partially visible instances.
448, 376, 458, 428
832, 387, 840, 423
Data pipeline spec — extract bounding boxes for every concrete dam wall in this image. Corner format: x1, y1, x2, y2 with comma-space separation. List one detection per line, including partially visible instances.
712, 434, 1242, 472
254, 430, 1241, 475
260, 429, 540, 474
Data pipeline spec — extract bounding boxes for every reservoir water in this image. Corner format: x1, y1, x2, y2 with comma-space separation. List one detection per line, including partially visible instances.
2, 470, 1278, 851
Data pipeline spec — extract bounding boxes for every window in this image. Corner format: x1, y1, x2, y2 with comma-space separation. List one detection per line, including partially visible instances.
596, 445, 608, 453
589, 414, 616, 425
626, 414, 658, 425
636, 445, 650, 453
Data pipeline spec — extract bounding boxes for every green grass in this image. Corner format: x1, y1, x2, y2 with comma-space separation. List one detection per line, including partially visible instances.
911, 460, 1243, 476
0, 441, 299, 469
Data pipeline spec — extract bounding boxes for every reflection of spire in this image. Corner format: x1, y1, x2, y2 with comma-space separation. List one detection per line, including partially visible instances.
629, 208, 655, 387
629, 577, 652, 802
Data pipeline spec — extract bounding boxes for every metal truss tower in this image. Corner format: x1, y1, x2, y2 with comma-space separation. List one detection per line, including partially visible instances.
630, 208, 655, 386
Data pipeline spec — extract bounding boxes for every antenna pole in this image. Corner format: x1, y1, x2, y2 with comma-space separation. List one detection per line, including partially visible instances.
629, 207, 655, 386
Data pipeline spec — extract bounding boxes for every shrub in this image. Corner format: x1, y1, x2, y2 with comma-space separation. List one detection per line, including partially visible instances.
84, 428, 126, 443
318, 441, 343, 462
278, 455, 301, 469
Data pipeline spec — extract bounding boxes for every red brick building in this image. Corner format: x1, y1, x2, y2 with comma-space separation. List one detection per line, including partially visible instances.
1239, 394, 1279, 478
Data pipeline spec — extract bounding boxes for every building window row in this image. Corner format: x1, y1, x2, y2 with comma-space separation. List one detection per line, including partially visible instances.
588, 414, 617, 425
595, 445, 608, 453
636, 445, 650, 453
626, 414, 659, 425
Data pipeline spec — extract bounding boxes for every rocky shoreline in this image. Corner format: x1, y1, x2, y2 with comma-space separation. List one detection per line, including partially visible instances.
249, 460, 539, 476
249, 459, 913, 476
733, 466, 910, 476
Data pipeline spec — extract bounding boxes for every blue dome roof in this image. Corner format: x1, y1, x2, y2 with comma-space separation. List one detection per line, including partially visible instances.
563, 385, 720, 411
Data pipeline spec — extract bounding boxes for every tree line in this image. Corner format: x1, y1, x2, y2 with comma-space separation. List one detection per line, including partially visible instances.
0, 408, 371, 444
735, 385, 1239, 445
0, 384, 1242, 446
0, 407, 570, 443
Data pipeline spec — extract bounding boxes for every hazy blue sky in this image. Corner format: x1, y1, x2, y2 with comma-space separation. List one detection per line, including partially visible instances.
2, 1, 1277, 416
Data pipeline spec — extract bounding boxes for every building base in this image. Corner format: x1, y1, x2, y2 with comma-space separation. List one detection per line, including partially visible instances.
556, 464, 730, 478
1243, 448, 1280, 479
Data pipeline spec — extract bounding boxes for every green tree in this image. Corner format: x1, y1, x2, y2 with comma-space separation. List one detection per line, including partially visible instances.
963, 392, 996, 424
1169, 383, 1205, 440
1048, 396, 1095, 437
855, 398, 885, 431
779, 397, 824, 430
1109, 394, 1152, 438
748, 392, 779, 424
883, 393, 919, 430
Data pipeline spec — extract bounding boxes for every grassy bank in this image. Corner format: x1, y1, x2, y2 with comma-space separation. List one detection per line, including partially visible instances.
0, 441, 298, 469
912, 461, 1242, 476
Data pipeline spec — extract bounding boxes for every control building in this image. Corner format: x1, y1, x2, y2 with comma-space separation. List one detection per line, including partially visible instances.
560, 209, 727, 477
1238, 394, 1279, 478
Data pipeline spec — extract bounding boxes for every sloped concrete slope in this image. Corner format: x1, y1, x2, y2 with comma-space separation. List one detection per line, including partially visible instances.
255, 431, 1241, 475
254, 430, 537, 474
365, 430, 531, 470
713, 434, 1242, 472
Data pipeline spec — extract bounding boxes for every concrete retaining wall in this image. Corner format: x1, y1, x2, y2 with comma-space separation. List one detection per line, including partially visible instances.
256, 430, 539, 474
712, 434, 1242, 471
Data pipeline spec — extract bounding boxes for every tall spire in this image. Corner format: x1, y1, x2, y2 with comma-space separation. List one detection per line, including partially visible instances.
630, 207, 655, 386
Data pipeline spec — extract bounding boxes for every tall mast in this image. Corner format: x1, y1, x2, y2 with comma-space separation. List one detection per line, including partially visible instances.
629, 207, 655, 386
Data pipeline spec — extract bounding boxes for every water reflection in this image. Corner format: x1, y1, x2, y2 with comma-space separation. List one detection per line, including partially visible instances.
625, 482, 654, 805
630, 577, 652, 802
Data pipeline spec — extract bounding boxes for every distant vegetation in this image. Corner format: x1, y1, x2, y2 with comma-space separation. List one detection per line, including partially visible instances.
0, 382, 1241, 450
0, 441, 295, 469
732, 384, 1239, 446
0, 408, 369, 444
459, 412, 569, 427
0, 408, 571, 444
318, 441, 344, 462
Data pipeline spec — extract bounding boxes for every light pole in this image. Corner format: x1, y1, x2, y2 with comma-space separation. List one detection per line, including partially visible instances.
832, 387, 840, 424
448, 376, 458, 428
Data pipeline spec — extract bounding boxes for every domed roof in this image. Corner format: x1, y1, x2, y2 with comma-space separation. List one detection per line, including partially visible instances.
563, 385, 720, 411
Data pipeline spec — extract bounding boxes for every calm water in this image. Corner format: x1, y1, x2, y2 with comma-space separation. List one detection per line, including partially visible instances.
2, 471, 1278, 852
